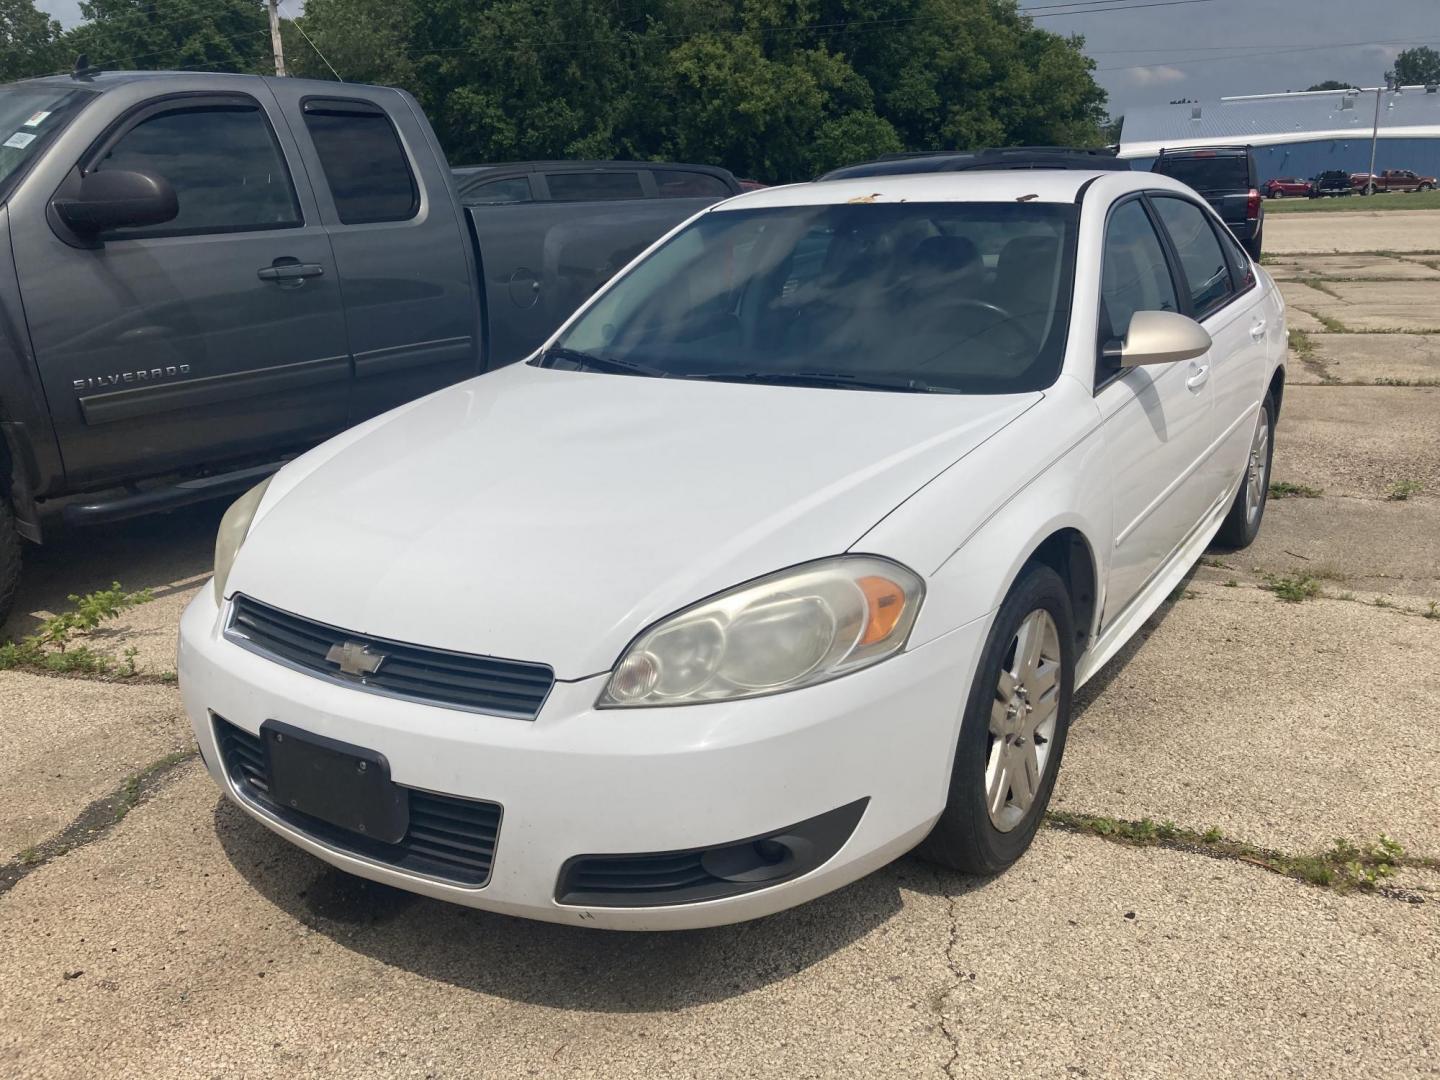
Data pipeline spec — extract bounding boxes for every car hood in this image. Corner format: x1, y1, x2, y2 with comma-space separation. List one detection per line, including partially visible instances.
228, 363, 1037, 680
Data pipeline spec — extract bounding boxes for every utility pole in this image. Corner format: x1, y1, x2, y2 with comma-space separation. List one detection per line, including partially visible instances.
1365, 76, 1390, 194
267, 0, 287, 77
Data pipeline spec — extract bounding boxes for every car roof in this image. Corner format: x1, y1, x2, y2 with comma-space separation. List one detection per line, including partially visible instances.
714, 169, 1130, 210
17, 69, 361, 94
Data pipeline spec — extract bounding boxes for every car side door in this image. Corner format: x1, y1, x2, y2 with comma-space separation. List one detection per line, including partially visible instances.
1094, 195, 1216, 625
1149, 193, 1267, 511
9, 89, 350, 488
265, 83, 481, 424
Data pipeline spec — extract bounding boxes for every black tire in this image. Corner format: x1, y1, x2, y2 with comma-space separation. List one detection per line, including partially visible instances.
918, 563, 1075, 876
1214, 394, 1275, 549
0, 496, 20, 631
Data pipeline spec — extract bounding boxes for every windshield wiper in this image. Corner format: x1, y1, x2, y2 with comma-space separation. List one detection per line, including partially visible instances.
537, 346, 669, 378
684, 370, 941, 393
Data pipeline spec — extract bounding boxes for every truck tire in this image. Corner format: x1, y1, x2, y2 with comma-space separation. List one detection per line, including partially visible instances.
0, 496, 20, 631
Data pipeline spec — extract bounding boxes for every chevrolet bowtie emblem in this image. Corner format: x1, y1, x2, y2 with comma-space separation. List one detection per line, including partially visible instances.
325, 641, 386, 677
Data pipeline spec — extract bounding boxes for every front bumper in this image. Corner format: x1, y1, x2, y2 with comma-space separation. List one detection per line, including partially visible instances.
179, 588, 987, 930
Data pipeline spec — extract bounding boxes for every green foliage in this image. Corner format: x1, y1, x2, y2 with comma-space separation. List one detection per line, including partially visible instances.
62, 0, 270, 77
286, 0, 1108, 182
1305, 80, 1355, 92
1390, 46, 1440, 87
1262, 573, 1321, 603
0, 582, 152, 678
1, 0, 62, 80
1385, 478, 1423, 501
1268, 480, 1322, 498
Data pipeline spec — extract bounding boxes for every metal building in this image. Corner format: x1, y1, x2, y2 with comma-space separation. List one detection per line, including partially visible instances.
1118, 86, 1440, 181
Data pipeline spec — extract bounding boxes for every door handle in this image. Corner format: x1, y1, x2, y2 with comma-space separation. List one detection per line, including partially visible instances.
1185, 363, 1210, 390
1249, 320, 1267, 340
257, 259, 325, 284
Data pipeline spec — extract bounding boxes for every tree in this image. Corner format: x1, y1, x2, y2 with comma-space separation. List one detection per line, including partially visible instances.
62, 0, 270, 75
286, 0, 1107, 182
1389, 46, 1440, 86
1, 0, 62, 81
1306, 80, 1355, 91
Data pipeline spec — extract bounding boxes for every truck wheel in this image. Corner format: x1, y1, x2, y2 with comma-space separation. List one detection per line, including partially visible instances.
1420, 183, 1434, 192
0, 496, 20, 631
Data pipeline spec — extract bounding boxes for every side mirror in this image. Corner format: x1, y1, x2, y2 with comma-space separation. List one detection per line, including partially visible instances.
1111, 310, 1212, 368
52, 169, 178, 237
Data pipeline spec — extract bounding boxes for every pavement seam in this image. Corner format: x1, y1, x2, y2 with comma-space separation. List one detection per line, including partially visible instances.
1045, 811, 1438, 904
0, 749, 198, 898
936, 865, 963, 1080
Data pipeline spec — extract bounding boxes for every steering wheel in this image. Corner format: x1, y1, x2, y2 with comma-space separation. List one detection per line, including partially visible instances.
910, 298, 1036, 370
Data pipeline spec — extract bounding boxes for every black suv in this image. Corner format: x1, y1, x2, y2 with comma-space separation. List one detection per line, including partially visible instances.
1151, 146, 1263, 259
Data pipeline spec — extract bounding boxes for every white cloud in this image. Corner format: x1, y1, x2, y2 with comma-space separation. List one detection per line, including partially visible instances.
1128, 65, 1189, 87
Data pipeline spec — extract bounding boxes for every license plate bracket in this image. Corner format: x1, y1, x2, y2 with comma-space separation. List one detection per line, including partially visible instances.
263, 720, 409, 844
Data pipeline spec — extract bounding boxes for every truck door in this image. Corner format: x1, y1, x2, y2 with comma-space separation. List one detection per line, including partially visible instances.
9, 89, 350, 488
265, 83, 480, 423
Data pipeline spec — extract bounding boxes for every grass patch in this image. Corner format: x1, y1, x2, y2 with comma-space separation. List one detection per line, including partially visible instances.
1262, 572, 1322, 602
0, 583, 153, 678
1312, 311, 1350, 333
1265, 189, 1440, 214
1269, 480, 1323, 499
1298, 276, 1342, 298
1386, 479, 1424, 501
1048, 812, 1424, 894
1426, 601, 1438, 621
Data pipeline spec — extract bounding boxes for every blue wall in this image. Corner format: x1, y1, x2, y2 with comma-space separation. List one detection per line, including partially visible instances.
1130, 136, 1440, 182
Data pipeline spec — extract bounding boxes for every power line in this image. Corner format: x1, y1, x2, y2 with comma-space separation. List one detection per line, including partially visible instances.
279, 0, 342, 81
1097, 38, 1427, 71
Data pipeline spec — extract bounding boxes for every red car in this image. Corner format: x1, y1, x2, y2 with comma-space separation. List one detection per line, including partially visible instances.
1262, 176, 1312, 198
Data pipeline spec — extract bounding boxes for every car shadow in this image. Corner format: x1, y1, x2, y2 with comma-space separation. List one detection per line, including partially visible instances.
3, 500, 225, 640
213, 795, 914, 1011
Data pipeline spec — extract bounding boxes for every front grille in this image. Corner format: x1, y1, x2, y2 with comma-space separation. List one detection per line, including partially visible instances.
214, 716, 501, 887
227, 595, 554, 719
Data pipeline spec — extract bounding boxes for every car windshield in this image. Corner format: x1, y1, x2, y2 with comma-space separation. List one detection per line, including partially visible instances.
538, 201, 1076, 395
0, 86, 93, 196
1154, 155, 1249, 192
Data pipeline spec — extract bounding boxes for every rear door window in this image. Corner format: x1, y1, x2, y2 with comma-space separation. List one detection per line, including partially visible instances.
1150, 196, 1236, 317
545, 171, 645, 201
461, 176, 533, 204
652, 169, 731, 198
302, 99, 418, 224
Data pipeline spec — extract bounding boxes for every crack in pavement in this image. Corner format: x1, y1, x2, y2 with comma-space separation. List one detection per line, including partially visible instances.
0, 749, 197, 898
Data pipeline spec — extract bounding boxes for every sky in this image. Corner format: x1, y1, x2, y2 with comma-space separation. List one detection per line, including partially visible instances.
33, 0, 1440, 119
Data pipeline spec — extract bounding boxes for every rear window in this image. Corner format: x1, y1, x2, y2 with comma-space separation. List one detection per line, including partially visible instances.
1153, 154, 1250, 193
546, 171, 644, 201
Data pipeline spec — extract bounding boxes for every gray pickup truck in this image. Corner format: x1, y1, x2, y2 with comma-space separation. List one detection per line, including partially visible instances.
0, 70, 739, 623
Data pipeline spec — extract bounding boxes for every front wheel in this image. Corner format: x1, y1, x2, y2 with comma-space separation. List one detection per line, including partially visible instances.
918, 563, 1075, 876
1214, 394, 1274, 549
0, 496, 21, 631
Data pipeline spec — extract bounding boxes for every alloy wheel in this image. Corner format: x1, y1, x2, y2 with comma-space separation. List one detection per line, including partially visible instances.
1244, 410, 1270, 525
986, 609, 1061, 832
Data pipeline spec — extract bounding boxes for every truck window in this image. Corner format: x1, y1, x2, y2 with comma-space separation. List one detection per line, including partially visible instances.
546, 171, 644, 201
301, 100, 418, 224
92, 102, 300, 238
462, 176, 533, 204
653, 169, 731, 199
0, 86, 93, 198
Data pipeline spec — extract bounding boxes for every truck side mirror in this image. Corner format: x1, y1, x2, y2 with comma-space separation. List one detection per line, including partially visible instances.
52, 169, 178, 237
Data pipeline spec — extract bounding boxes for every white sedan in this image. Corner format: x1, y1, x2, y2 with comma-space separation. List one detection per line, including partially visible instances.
179, 166, 1285, 930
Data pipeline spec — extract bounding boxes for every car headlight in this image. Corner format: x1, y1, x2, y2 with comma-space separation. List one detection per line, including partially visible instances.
599, 556, 924, 708
212, 477, 272, 605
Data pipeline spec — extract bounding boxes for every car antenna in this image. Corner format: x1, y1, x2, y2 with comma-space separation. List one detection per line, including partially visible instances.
72, 54, 102, 81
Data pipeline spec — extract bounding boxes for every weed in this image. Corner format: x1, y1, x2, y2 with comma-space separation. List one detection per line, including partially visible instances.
1048, 812, 1417, 895
1425, 601, 1438, 621
1223, 578, 1239, 588
1262, 573, 1322, 602
1300, 277, 1342, 298
1386, 478, 1423, 501
1373, 377, 1412, 386
1198, 555, 1232, 569
1269, 480, 1323, 498
1313, 311, 1350, 333
0, 583, 152, 678
1374, 596, 1393, 609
